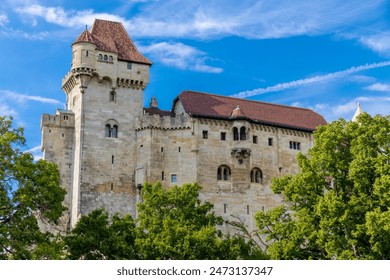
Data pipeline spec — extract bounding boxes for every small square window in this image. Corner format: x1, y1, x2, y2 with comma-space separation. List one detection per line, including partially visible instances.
268, 138, 273, 146
171, 174, 177, 183
253, 135, 258, 144
220, 132, 226, 141
202, 130, 208, 139
127, 62, 132, 69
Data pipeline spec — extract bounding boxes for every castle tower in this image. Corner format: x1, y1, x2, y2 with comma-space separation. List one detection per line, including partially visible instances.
42, 19, 152, 228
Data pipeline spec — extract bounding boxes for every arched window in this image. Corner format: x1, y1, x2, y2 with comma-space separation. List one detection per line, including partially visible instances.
240, 126, 247, 140
98, 54, 103, 60
105, 124, 111, 137
112, 125, 118, 138
105, 120, 119, 138
250, 168, 263, 184
110, 91, 116, 102
104, 54, 108, 61
217, 165, 231, 181
233, 127, 239, 141
109, 55, 113, 62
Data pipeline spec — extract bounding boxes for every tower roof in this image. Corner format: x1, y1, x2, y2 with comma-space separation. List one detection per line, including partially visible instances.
174, 91, 327, 132
72, 19, 152, 65
351, 102, 363, 122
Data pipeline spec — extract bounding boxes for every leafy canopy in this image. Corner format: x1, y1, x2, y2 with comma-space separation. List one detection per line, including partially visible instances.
0, 116, 66, 259
255, 113, 390, 259
67, 182, 266, 260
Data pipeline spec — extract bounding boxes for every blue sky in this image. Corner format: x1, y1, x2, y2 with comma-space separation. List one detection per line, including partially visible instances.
1, 0, 390, 160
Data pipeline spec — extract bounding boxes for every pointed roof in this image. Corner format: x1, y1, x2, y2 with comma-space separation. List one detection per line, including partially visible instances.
174, 91, 327, 132
72, 19, 152, 65
73, 29, 98, 45
351, 102, 363, 122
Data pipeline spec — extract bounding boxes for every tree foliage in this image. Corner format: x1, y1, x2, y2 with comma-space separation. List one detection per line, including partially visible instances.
66, 182, 266, 260
136, 182, 261, 260
0, 116, 66, 259
65, 209, 137, 260
255, 113, 390, 259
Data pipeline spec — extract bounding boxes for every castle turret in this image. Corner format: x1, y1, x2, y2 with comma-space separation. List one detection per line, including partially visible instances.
43, 19, 152, 228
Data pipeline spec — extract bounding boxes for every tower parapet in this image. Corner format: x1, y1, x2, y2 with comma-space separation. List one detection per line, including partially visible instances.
136, 112, 191, 131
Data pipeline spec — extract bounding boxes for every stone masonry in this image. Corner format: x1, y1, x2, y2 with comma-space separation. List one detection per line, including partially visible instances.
41, 19, 327, 233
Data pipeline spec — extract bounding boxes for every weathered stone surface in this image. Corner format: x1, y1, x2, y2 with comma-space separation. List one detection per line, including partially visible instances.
41, 20, 320, 233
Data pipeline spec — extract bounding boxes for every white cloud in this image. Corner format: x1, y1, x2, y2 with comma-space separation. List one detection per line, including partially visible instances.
13, 0, 385, 40
14, 4, 126, 28
25, 145, 43, 161
0, 104, 19, 118
138, 42, 223, 73
358, 33, 390, 57
232, 61, 390, 98
364, 82, 390, 92
0, 89, 62, 105
0, 12, 8, 26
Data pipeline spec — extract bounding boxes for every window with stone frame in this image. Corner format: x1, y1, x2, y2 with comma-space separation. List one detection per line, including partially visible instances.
250, 167, 263, 184
289, 141, 301, 150
217, 165, 231, 181
233, 127, 239, 141
105, 120, 119, 138
240, 126, 247, 140
110, 91, 116, 102
253, 135, 258, 144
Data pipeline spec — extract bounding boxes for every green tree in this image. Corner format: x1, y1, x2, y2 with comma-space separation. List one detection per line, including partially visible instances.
64, 209, 137, 259
0, 116, 66, 259
255, 113, 390, 259
66, 182, 265, 260
136, 182, 264, 259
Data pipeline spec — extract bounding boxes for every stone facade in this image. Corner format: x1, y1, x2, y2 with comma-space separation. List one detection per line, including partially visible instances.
41, 19, 326, 232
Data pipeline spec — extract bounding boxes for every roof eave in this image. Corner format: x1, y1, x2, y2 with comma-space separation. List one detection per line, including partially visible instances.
188, 113, 318, 133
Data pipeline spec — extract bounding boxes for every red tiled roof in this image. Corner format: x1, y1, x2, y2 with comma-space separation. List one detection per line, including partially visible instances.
144, 107, 174, 117
73, 19, 152, 65
175, 91, 327, 132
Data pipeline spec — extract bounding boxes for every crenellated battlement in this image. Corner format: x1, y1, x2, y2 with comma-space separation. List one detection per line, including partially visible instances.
135, 112, 191, 131
41, 110, 75, 128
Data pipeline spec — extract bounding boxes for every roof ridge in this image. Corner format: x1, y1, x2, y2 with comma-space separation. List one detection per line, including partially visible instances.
182, 90, 316, 113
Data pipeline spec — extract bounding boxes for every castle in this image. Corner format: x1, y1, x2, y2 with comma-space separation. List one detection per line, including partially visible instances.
41, 19, 327, 232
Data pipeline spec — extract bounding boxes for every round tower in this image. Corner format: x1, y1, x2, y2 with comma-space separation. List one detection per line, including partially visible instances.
71, 29, 97, 70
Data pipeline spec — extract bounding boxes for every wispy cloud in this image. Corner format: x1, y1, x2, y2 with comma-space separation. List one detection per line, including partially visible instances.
0, 89, 62, 105
0, 12, 8, 26
12, 0, 385, 40
14, 4, 126, 28
364, 82, 390, 92
24, 145, 43, 161
0, 104, 19, 118
138, 42, 223, 73
232, 61, 390, 98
